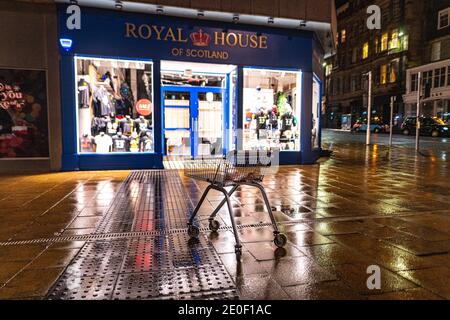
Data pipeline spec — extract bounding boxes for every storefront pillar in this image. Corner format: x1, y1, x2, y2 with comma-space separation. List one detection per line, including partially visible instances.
60, 53, 78, 171
301, 71, 314, 164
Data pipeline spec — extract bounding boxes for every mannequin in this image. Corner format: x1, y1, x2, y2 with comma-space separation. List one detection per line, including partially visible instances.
112, 131, 129, 152
255, 107, 268, 139
94, 131, 112, 153
80, 134, 94, 152
119, 115, 134, 136
78, 77, 92, 136
129, 130, 140, 153
140, 130, 153, 152
280, 104, 297, 137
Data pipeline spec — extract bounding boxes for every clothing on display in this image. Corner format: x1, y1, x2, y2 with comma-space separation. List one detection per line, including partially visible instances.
140, 133, 153, 152
280, 112, 297, 131
94, 133, 113, 153
112, 133, 129, 152
76, 58, 154, 154
80, 134, 94, 152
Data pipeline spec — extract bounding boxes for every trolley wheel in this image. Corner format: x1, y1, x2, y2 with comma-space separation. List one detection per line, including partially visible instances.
187, 225, 200, 238
273, 233, 287, 248
208, 220, 220, 232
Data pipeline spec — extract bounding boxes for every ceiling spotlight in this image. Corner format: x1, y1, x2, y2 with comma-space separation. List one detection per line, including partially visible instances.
197, 10, 205, 17
268, 17, 274, 24
299, 20, 307, 27
156, 5, 164, 14
232, 14, 239, 23
115, 1, 123, 9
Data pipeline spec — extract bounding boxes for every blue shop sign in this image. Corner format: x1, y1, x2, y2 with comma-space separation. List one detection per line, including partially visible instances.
58, 5, 313, 70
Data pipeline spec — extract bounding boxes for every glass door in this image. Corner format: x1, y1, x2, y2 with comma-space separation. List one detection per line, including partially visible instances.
163, 90, 191, 156
162, 87, 225, 157
196, 90, 224, 157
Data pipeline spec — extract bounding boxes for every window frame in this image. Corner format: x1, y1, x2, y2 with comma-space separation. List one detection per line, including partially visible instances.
438, 8, 450, 30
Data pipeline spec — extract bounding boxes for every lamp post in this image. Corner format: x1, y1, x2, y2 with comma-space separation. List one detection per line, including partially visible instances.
415, 72, 421, 151
365, 71, 372, 146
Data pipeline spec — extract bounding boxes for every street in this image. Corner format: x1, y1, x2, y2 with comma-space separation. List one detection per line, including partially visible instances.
1, 130, 450, 300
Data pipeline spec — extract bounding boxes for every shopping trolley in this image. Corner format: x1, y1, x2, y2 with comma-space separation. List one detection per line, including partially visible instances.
185, 150, 287, 255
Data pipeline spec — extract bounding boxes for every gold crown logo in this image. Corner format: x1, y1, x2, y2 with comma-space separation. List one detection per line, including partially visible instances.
190, 29, 211, 46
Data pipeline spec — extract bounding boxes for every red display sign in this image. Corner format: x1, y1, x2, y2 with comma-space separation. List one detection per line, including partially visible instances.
135, 99, 152, 116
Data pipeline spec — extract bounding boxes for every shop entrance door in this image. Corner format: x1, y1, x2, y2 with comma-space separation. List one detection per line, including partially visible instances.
162, 86, 225, 157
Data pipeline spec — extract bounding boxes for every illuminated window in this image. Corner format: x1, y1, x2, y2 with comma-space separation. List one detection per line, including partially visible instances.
380, 64, 387, 84
362, 42, 369, 59
390, 29, 399, 49
389, 60, 398, 83
374, 37, 379, 53
341, 29, 346, 43
381, 33, 388, 51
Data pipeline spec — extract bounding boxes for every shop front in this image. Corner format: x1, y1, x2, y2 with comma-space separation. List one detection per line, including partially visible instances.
58, 5, 323, 170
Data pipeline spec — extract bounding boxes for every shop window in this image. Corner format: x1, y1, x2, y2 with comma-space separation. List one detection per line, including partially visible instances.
410, 73, 418, 92
312, 77, 320, 149
75, 57, 154, 154
380, 64, 387, 85
390, 29, 399, 49
243, 68, 301, 151
381, 33, 388, 51
438, 8, 449, 29
362, 42, 369, 59
0, 69, 49, 158
434, 67, 446, 87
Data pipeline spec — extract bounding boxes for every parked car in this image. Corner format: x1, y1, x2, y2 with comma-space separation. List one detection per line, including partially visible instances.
352, 117, 387, 133
401, 116, 450, 137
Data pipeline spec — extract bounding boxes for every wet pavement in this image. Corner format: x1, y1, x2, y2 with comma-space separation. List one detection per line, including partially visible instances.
1, 130, 450, 299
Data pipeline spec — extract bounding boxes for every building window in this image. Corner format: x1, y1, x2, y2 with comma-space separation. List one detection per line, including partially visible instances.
74, 57, 154, 154
423, 70, 433, 87
434, 67, 446, 87
381, 33, 388, 51
390, 29, 399, 49
243, 68, 301, 151
341, 29, 346, 43
448, 66, 450, 86
380, 64, 387, 84
374, 37, 379, 54
351, 47, 358, 63
362, 42, 369, 59
438, 8, 449, 29
411, 73, 418, 92
389, 60, 399, 83
431, 42, 441, 61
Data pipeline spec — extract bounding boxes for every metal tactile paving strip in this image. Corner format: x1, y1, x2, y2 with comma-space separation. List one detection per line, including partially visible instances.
46, 170, 238, 300
48, 274, 117, 300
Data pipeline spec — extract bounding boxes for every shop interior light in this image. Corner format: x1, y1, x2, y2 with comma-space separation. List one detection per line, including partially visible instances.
115, 1, 123, 10
59, 38, 73, 51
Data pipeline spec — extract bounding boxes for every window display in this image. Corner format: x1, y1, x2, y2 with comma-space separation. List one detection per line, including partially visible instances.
0, 69, 49, 158
75, 57, 154, 154
243, 68, 301, 151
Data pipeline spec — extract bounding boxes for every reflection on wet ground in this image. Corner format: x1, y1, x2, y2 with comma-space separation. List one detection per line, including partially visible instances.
1, 130, 450, 299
